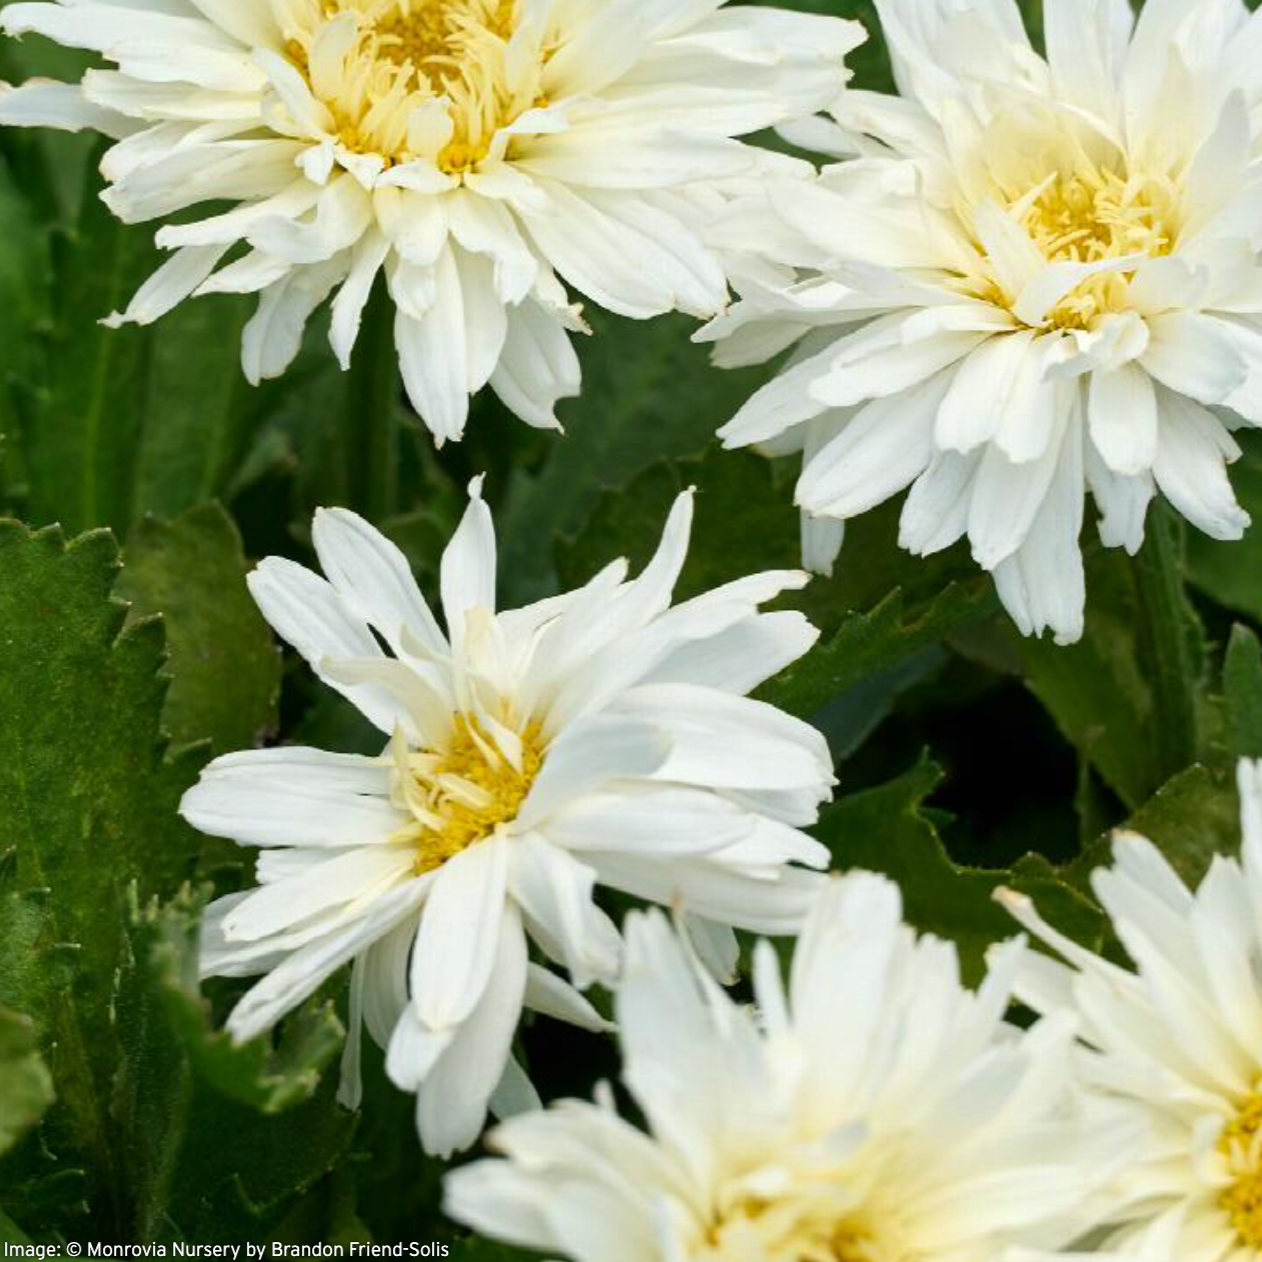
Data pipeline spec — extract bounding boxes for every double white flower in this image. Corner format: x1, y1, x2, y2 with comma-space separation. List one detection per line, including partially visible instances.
180, 479, 834, 1156
1003, 760, 1262, 1262
446, 874, 1132, 1262
0, 0, 862, 442
705, 0, 1262, 644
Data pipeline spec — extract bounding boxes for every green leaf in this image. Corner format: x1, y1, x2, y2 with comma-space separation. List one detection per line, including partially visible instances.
555, 449, 798, 600
221, 293, 448, 554
116, 504, 280, 753
1187, 430, 1262, 622
0, 1006, 54, 1159
1224, 625, 1262, 761
0, 1207, 34, 1248
760, 585, 993, 719
816, 758, 1107, 983
0, 519, 204, 1233
501, 311, 775, 603
17, 190, 165, 535
557, 449, 997, 730
126, 298, 260, 524
114, 887, 353, 1243
1071, 764, 1242, 891
123, 887, 346, 1115
15, 181, 262, 538
1016, 514, 1208, 812
0, 852, 68, 1032
0, 155, 51, 499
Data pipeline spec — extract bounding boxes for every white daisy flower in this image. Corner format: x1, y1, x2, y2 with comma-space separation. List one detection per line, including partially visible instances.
445, 873, 1132, 1262
1000, 759, 1262, 1262
702, 0, 1262, 645
179, 478, 834, 1156
0, 0, 863, 444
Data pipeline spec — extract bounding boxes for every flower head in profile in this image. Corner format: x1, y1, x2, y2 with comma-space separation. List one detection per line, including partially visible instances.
180, 478, 834, 1156
704, 0, 1262, 644
445, 873, 1130, 1261
1001, 759, 1262, 1262
0, 0, 863, 443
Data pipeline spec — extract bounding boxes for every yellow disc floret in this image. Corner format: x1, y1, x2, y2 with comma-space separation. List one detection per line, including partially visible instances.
1220, 1092, 1262, 1249
1009, 163, 1179, 330
393, 715, 545, 874
957, 111, 1183, 332
702, 1190, 900, 1262
283, 0, 542, 172
372, 0, 515, 67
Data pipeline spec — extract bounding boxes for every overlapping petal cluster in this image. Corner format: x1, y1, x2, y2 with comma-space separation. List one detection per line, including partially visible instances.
705, 0, 1262, 643
446, 874, 1131, 1262
180, 479, 834, 1155
0, 0, 862, 441
8, 0, 1262, 1251
1004, 760, 1262, 1262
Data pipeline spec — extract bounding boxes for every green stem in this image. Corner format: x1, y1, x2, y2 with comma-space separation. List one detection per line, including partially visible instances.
1132, 504, 1202, 782
344, 283, 400, 520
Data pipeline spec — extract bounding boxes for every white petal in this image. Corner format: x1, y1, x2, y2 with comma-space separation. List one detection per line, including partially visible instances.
247, 556, 405, 734
516, 716, 672, 830
1089, 363, 1159, 477
411, 836, 510, 1031
1152, 390, 1250, 541
224, 881, 426, 1043
180, 747, 402, 848
415, 902, 528, 1157
394, 249, 471, 443
798, 369, 949, 516
440, 476, 497, 643
523, 964, 614, 1032
312, 506, 446, 656
509, 834, 621, 986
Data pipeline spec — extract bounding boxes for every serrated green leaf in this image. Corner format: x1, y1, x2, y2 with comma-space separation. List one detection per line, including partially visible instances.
0, 519, 203, 1232
0, 1006, 54, 1158
556, 449, 997, 732
816, 758, 1106, 982
1224, 625, 1262, 761
759, 585, 994, 719
116, 504, 280, 753
114, 887, 352, 1242
124, 887, 346, 1116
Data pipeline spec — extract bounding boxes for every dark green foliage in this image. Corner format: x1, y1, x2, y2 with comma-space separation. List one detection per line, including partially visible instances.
0, 0, 1257, 1252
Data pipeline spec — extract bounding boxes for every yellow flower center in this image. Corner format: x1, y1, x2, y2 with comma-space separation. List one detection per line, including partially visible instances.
1017, 165, 1178, 330
372, 0, 514, 66
966, 158, 1180, 332
704, 1195, 898, 1262
394, 715, 545, 874
284, 0, 543, 172
1221, 1093, 1262, 1250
